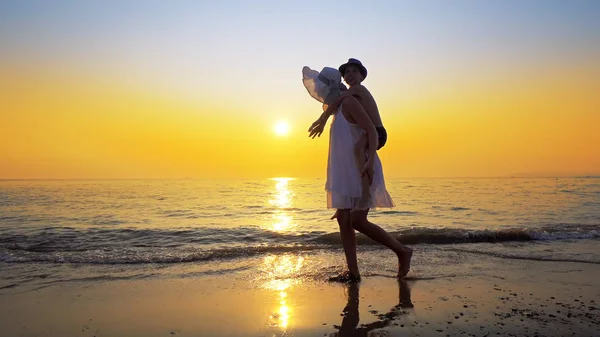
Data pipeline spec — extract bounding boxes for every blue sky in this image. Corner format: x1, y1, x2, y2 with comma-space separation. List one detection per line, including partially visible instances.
2, 1, 598, 94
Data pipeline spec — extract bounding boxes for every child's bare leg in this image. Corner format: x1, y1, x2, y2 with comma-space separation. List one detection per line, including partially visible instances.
353, 135, 370, 210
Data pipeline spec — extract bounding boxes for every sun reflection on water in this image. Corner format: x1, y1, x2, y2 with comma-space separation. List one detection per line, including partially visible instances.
262, 179, 302, 333
267, 178, 297, 232
271, 213, 293, 231
261, 254, 304, 332
269, 178, 294, 209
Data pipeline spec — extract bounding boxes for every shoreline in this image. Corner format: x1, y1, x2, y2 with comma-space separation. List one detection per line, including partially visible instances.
1, 256, 599, 337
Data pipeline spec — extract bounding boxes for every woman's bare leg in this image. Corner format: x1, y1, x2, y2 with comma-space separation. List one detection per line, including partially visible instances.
336, 209, 360, 277
350, 210, 413, 278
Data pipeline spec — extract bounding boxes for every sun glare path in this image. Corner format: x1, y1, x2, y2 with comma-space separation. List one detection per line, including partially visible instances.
261, 254, 305, 331
267, 178, 297, 232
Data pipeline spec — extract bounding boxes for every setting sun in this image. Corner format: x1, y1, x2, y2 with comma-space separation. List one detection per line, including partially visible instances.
273, 121, 290, 136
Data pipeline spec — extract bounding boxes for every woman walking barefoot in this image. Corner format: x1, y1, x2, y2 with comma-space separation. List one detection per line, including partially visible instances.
302, 66, 413, 281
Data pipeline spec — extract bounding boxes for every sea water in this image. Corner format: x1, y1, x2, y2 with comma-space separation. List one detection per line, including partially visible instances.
1, 178, 599, 291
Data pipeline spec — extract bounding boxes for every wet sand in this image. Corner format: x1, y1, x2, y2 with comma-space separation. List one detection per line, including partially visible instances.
1, 258, 599, 337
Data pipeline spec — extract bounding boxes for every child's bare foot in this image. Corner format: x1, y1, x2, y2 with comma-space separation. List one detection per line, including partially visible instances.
397, 248, 413, 278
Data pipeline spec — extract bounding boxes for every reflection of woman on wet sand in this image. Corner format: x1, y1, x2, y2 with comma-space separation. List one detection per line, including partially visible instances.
331, 280, 414, 337
302, 66, 412, 281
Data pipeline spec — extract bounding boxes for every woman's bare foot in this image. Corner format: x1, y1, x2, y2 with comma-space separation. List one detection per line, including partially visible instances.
397, 247, 413, 278
328, 271, 361, 283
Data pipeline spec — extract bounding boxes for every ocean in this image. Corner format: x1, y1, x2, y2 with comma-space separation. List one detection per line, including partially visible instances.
1, 178, 599, 292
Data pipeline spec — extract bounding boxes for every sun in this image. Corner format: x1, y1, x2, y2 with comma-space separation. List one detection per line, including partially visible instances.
273, 121, 290, 136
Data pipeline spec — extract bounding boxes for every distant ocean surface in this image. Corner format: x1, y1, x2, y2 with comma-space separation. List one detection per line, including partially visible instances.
1, 178, 599, 290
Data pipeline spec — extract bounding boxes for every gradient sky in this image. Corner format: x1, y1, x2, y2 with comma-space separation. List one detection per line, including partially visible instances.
1, 0, 599, 179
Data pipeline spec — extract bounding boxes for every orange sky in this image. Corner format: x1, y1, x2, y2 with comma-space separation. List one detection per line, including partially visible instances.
1, 2, 599, 179
2, 59, 598, 179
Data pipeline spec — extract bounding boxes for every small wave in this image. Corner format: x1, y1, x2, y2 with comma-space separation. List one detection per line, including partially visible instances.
265, 207, 303, 212
182, 265, 252, 277
91, 219, 126, 226
445, 248, 600, 265
1, 224, 599, 264
450, 207, 471, 211
161, 210, 195, 218
379, 211, 418, 216
0, 216, 23, 222
477, 208, 500, 215
316, 226, 600, 245
243, 205, 263, 209
0, 244, 326, 264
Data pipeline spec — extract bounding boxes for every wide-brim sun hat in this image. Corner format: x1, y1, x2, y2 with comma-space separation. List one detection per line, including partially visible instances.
338, 58, 367, 80
302, 66, 347, 109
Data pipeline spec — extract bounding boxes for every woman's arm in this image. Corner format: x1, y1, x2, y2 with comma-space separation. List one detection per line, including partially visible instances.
308, 99, 346, 138
308, 88, 357, 138
308, 86, 369, 139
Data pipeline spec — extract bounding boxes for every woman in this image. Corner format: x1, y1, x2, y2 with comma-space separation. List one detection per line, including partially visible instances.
302, 66, 413, 282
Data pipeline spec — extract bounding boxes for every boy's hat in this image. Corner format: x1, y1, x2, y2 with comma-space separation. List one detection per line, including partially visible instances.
339, 58, 367, 80
302, 66, 347, 107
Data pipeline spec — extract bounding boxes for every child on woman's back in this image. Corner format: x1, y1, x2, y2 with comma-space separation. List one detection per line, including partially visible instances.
308, 58, 387, 210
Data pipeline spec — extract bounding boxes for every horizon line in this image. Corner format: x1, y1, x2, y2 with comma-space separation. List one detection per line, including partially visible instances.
1, 175, 599, 181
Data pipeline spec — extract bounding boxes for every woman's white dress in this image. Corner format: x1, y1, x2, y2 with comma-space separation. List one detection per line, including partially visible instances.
325, 108, 395, 209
